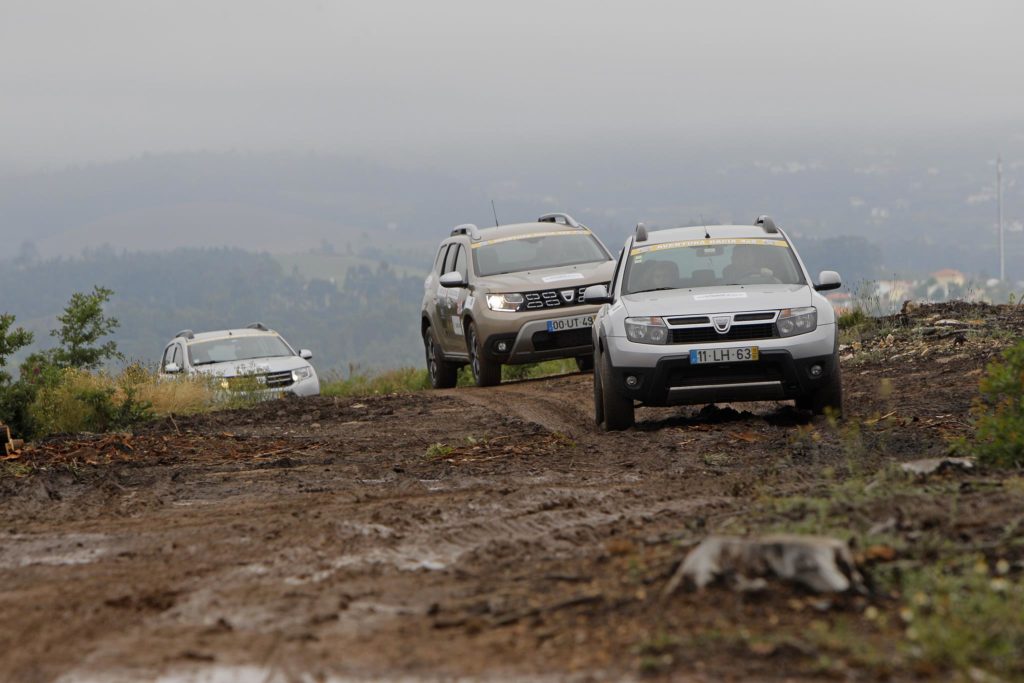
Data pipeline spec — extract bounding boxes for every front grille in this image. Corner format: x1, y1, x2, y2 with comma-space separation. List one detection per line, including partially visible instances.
531, 328, 592, 351
265, 370, 295, 388
666, 316, 710, 325
667, 359, 785, 387
670, 323, 775, 344
520, 283, 609, 310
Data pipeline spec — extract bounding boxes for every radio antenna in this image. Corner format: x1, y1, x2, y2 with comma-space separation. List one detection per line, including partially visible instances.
701, 214, 710, 239
491, 200, 500, 227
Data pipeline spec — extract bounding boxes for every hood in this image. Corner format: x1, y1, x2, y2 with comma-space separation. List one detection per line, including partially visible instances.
190, 356, 311, 378
474, 260, 614, 294
621, 284, 812, 317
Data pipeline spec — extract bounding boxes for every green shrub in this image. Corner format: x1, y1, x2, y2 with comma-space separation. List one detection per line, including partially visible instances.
970, 340, 1024, 467
28, 368, 153, 436
837, 307, 869, 331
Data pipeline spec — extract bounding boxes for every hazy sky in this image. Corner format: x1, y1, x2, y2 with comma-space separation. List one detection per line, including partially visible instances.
2, 0, 1023, 172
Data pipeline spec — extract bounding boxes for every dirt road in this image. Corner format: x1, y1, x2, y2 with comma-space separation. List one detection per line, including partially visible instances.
2, 303, 1022, 682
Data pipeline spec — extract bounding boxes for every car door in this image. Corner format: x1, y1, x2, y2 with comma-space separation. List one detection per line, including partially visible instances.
433, 243, 456, 346
441, 244, 471, 353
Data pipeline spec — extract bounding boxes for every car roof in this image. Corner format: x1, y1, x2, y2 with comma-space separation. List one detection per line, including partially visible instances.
463, 221, 593, 243
184, 329, 280, 343
640, 224, 787, 245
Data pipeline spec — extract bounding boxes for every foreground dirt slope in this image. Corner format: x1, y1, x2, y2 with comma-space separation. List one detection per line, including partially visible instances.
2, 303, 1022, 682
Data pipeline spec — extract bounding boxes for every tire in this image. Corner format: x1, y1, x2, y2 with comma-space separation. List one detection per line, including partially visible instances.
593, 355, 605, 426
423, 325, 458, 389
797, 351, 844, 417
575, 355, 594, 372
467, 321, 501, 387
598, 349, 634, 430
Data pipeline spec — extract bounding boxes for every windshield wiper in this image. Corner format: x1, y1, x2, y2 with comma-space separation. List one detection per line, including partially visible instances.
629, 287, 676, 294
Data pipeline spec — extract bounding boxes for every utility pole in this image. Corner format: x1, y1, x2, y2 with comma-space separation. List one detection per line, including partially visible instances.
998, 155, 1005, 281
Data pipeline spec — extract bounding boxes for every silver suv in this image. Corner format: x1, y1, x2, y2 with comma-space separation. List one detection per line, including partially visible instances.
160, 323, 320, 397
585, 216, 842, 430
421, 213, 616, 387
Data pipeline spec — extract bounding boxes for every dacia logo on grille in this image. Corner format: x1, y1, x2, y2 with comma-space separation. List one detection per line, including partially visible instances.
560, 289, 575, 302
713, 315, 732, 333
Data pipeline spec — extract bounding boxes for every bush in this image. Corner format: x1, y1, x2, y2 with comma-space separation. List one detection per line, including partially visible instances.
970, 340, 1024, 467
837, 307, 869, 331
28, 368, 154, 436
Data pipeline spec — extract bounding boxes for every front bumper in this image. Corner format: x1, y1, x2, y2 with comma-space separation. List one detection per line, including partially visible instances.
603, 324, 836, 406
478, 307, 601, 365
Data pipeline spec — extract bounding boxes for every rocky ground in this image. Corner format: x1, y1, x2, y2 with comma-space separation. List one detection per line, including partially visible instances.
1, 302, 1023, 682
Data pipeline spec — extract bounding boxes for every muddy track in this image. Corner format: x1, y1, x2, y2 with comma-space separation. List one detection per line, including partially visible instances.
3, 305, 1020, 682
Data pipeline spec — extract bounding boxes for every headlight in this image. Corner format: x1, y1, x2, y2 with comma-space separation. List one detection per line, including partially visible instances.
625, 316, 669, 344
486, 293, 523, 312
777, 307, 817, 337
293, 367, 313, 381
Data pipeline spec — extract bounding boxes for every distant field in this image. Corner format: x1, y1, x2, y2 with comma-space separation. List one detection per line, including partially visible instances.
273, 251, 427, 283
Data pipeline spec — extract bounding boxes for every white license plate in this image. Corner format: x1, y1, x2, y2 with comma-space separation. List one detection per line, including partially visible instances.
546, 314, 594, 332
689, 346, 759, 364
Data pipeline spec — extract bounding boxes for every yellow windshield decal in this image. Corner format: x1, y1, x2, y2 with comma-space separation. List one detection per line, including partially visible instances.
630, 237, 789, 256
471, 229, 592, 249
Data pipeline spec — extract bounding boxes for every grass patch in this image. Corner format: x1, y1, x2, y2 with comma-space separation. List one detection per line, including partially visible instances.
424, 442, 454, 460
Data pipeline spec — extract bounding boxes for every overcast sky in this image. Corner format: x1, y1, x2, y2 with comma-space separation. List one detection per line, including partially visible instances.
2, 0, 1023, 172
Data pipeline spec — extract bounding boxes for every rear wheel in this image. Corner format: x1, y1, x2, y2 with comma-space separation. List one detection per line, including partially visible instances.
593, 355, 605, 425
598, 349, 634, 430
423, 325, 458, 389
467, 322, 501, 387
575, 355, 594, 372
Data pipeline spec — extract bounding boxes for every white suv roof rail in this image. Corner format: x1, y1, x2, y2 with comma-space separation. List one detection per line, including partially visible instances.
247, 322, 270, 331
175, 329, 195, 340
450, 223, 482, 241
537, 212, 586, 229
754, 215, 779, 234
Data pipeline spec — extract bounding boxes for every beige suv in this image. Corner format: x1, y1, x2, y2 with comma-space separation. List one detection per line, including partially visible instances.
421, 213, 616, 387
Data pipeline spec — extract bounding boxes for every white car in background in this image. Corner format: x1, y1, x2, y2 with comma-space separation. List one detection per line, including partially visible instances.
160, 323, 320, 397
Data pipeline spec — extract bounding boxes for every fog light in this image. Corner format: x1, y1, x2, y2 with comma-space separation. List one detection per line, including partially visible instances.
497, 341, 509, 352
809, 364, 823, 377
625, 374, 639, 388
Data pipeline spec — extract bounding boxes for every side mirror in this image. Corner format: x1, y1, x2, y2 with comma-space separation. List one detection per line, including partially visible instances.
583, 284, 612, 304
814, 270, 842, 292
439, 271, 468, 288
164, 362, 181, 374
299, 349, 313, 360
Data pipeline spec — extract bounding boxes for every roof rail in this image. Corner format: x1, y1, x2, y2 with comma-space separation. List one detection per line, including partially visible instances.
754, 215, 779, 234
537, 212, 586, 229
634, 222, 648, 242
247, 322, 270, 332
450, 223, 482, 241
175, 329, 195, 340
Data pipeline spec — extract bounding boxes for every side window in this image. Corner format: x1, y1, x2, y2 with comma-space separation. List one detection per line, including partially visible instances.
610, 247, 625, 299
434, 245, 448, 274
453, 245, 468, 280
442, 244, 458, 275
162, 345, 175, 370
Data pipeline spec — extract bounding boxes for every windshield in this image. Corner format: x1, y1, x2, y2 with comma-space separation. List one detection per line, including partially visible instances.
189, 335, 294, 366
623, 238, 805, 294
472, 231, 609, 277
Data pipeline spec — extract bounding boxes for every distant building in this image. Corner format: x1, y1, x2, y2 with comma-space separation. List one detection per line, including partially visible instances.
826, 292, 853, 313
930, 268, 967, 288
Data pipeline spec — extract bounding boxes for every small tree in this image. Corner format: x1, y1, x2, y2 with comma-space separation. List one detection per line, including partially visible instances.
0, 313, 33, 385
51, 286, 121, 370
970, 340, 1024, 467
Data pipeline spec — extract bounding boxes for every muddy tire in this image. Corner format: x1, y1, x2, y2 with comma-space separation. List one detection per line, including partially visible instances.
598, 350, 634, 430
424, 325, 459, 389
575, 355, 594, 372
593, 356, 605, 425
467, 322, 501, 387
797, 352, 843, 417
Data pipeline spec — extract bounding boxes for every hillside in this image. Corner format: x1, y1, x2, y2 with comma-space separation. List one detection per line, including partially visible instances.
2, 302, 1022, 681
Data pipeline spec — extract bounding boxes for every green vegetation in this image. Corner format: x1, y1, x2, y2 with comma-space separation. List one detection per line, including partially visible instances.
904, 559, 1024, 678
968, 340, 1024, 467
49, 286, 121, 369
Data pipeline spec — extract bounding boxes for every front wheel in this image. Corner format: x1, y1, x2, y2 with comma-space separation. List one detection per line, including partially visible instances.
424, 325, 458, 389
796, 353, 843, 417
598, 349, 634, 430
467, 322, 501, 387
